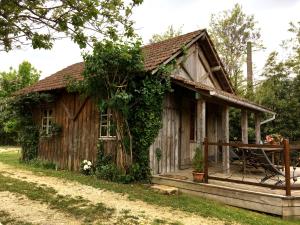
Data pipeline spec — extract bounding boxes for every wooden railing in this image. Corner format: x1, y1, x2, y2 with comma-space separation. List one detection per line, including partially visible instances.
202, 138, 293, 196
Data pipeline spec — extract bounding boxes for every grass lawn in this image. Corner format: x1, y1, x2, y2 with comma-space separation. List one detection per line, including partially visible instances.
0, 149, 300, 225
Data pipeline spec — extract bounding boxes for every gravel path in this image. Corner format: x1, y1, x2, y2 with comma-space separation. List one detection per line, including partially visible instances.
0, 191, 81, 225
0, 161, 233, 225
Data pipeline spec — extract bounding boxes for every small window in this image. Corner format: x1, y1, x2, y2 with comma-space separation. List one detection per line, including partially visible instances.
41, 108, 54, 135
99, 108, 116, 138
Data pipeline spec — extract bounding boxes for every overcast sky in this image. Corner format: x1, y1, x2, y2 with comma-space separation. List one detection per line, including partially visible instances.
0, 0, 299, 80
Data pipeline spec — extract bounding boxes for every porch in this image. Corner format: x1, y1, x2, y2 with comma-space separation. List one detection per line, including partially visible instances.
152, 172, 300, 218
152, 141, 300, 219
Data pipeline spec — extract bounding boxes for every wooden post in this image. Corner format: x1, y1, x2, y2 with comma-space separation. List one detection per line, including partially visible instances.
196, 98, 206, 146
255, 113, 261, 144
241, 109, 248, 144
283, 139, 291, 196
221, 106, 230, 173
204, 137, 209, 183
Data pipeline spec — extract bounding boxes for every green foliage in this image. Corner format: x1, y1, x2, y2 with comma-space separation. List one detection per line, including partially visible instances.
0, 61, 41, 145
192, 147, 203, 172
0, 61, 40, 97
0, 0, 143, 51
8, 92, 54, 161
82, 40, 172, 182
208, 4, 263, 94
149, 25, 183, 43
128, 71, 172, 180
155, 148, 162, 162
256, 52, 300, 140
25, 159, 57, 170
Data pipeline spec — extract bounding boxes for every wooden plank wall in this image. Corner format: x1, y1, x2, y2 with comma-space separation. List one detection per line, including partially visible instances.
180, 97, 192, 169
34, 91, 99, 171
149, 93, 180, 174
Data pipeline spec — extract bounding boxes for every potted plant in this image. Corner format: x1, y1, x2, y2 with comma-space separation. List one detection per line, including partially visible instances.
192, 147, 204, 182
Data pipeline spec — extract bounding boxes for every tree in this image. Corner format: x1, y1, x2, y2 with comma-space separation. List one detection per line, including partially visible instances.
255, 52, 300, 140
149, 25, 182, 43
208, 4, 263, 94
0, 61, 40, 97
0, 0, 143, 51
0, 61, 40, 144
255, 20, 300, 140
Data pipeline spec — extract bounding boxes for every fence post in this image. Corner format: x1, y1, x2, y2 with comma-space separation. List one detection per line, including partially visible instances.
283, 139, 291, 196
204, 137, 209, 183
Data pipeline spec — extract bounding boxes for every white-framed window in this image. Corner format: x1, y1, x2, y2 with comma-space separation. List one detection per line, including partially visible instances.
41, 108, 54, 135
99, 108, 116, 138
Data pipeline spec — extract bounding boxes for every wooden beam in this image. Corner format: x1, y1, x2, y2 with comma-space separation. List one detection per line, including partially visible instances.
211, 66, 221, 72
255, 113, 261, 144
241, 110, 248, 144
197, 49, 219, 87
283, 139, 291, 196
151, 32, 205, 75
204, 137, 209, 183
221, 105, 230, 173
201, 32, 234, 93
180, 62, 194, 81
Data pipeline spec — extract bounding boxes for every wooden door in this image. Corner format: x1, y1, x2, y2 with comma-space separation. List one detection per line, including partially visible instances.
180, 98, 192, 169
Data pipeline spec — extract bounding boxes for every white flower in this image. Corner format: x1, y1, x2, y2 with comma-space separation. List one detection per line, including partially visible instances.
83, 165, 89, 170
87, 161, 92, 166
83, 160, 88, 164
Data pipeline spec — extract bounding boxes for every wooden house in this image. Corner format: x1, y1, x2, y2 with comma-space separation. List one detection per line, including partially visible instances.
18, 29, 274, 173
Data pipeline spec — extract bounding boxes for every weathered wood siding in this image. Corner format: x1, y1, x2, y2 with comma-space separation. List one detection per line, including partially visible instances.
173, 43, 222, 90
33, 91, 99, 171
180, 97, 192, 169
149, 93, 180, 174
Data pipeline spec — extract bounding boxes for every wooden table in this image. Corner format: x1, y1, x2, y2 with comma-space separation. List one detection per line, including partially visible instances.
238, 146, 283, 174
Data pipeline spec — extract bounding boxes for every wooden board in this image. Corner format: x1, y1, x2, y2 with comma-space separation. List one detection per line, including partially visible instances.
33, 91, 99, 171
149, 93, 180, 174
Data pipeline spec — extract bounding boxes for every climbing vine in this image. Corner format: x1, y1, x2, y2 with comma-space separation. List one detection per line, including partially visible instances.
81, 40, 173, 182
8, 92, 54, 161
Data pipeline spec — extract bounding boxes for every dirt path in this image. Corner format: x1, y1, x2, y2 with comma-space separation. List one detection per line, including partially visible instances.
0, 162, 231, 225
0, 191, 81, 225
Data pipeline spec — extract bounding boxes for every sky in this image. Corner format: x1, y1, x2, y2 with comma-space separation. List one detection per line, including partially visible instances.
0, 0, 300, 81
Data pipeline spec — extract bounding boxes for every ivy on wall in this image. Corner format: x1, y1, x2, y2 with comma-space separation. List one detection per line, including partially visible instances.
74, 40, 174, 182
8, 93, 54, 161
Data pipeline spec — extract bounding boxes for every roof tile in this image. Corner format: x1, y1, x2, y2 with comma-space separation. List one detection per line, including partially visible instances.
18, 30, 203, 94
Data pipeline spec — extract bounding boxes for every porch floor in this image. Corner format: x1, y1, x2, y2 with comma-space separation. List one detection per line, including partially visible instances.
157, 164, 300, 196
152, 165, 300, 218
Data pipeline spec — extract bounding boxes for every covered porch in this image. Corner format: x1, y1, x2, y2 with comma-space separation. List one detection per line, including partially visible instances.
149, 77, 275, 175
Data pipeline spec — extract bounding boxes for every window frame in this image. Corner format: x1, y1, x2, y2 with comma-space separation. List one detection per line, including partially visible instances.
41, 108, 54, 136
99, 108, 116, 139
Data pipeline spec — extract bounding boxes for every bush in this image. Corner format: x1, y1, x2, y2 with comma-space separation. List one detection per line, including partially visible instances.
192, 147, 204, 172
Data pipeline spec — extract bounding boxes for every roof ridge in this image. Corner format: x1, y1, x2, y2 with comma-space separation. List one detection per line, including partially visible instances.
142, 29, 204, 49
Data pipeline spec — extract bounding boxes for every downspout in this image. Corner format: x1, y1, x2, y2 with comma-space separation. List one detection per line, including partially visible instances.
260, 113, 276, 125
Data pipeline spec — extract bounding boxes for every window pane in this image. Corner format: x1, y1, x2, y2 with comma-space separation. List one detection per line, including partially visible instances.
100, 126, 107, 137
109, 124, 116, 136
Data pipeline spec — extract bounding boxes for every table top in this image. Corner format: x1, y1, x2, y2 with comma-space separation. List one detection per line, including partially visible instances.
238, 146, 283, 151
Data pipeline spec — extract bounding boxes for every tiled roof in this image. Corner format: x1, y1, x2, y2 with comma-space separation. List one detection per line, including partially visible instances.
17, 30, 205, 94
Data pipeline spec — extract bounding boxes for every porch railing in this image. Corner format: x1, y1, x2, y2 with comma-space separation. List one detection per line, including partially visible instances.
202, 138, 298, 196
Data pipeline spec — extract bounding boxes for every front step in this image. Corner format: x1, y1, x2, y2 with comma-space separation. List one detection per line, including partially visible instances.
151, 184, 179, 195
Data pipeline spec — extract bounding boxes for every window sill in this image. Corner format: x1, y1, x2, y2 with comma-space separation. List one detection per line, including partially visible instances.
99, 137, 117, 141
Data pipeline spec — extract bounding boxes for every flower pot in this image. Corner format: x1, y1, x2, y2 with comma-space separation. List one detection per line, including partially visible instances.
192, 171, 205, 183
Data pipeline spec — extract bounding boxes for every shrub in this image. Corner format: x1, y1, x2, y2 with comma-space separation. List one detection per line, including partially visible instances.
192, 147, 204, 172
80, 160, 93, 175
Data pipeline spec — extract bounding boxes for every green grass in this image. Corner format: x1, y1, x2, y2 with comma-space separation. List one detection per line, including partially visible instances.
0, 172, 114, 224
0, 210, 33, 225
1, 150, 300, 225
